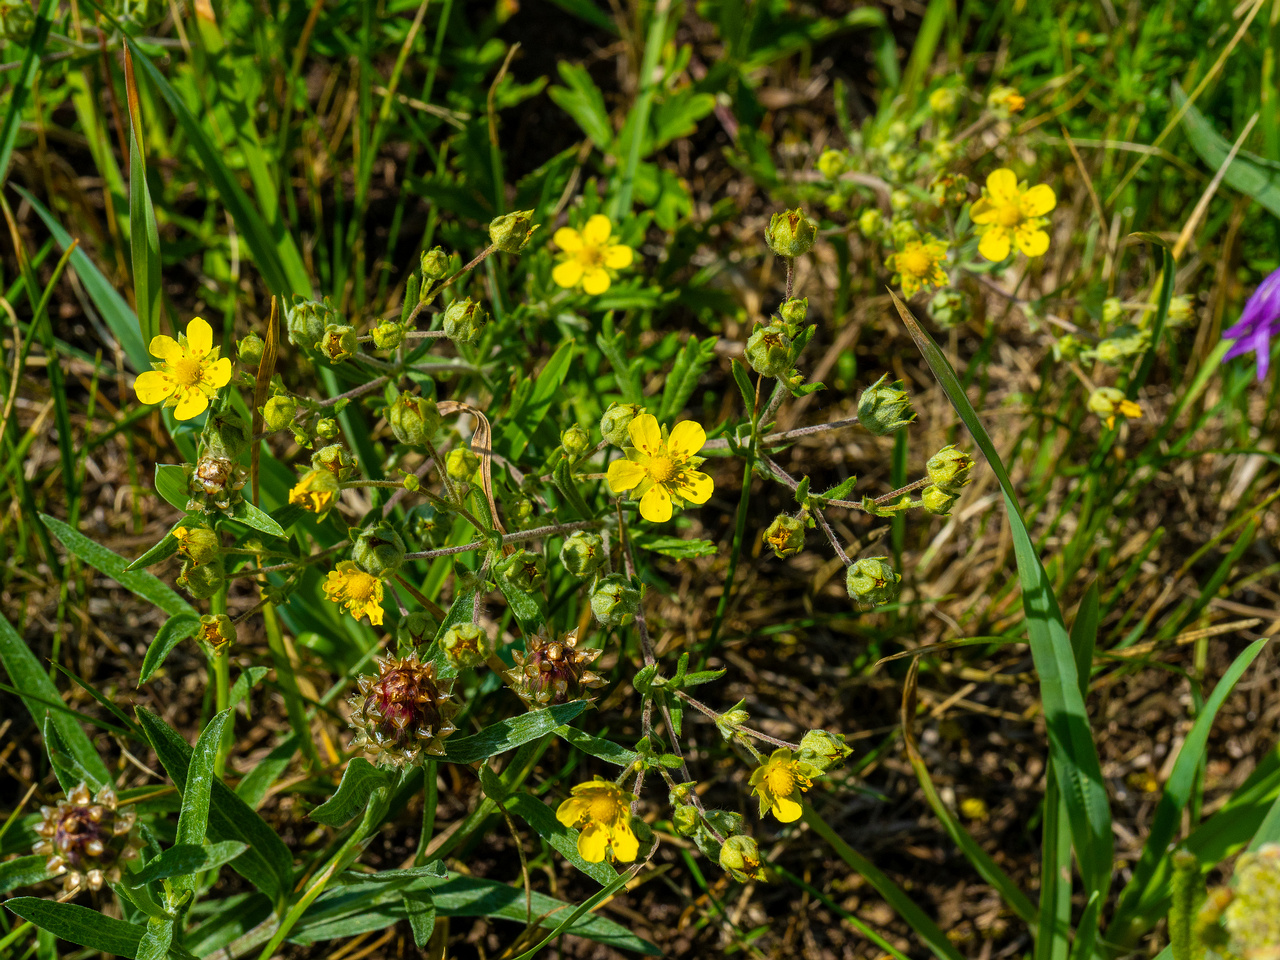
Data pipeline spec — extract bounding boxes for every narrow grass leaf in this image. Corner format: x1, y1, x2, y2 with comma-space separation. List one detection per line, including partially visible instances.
0, 0, 56, 180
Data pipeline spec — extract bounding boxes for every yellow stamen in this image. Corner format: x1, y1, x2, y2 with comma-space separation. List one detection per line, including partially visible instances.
997, 204, 1023, 227
647, 456, 677, 482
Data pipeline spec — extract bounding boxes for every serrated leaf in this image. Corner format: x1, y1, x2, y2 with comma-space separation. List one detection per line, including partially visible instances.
444, 701, 589, 764
139, 614, 201, 685
129, 841, 247, 884
547, 62, 613, 147
310, 758, 393, 827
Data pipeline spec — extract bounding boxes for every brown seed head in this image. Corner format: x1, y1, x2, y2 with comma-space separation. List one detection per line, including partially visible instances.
506, 631, 605, 707
349, 655, 459, 767
33, 782, 140, 895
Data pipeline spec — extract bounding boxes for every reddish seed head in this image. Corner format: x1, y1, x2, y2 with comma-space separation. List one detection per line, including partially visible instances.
349, 655, 459, 767
507, 631, 605, 707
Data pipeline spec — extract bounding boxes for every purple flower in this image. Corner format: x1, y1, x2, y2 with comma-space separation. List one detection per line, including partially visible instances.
1224, 267, 1280, 380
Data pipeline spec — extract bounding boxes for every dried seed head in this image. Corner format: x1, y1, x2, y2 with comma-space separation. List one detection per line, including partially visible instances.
187, 455, 247, 513
507, 631, 605, 707
33, 782, 140, 895
349, 656, 459, 767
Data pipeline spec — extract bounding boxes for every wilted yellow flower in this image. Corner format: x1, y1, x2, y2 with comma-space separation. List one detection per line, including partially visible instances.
970, 169, 1056, 261
289, 469, 339, 516
323, 561, 385, 626
987, 85, 1025, 114
606, 414, 713, 523
749, 748, 819, 823
555, 779, 638, 863
552, 215, 633, 295
1087, 386, 1143, 429
134, 317, 232, 420
886, 237, 949, 298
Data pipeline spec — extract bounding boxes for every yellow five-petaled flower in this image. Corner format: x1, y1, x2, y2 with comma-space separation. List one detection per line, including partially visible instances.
322, 561, 385, 626
606, 414, 713, 523
552, 215, 634, 295
749, 748, 819, 823
555, 779, 639, 863
887, 237, 949, 298
134, 317, 232, 420
970, 169, 1056, 262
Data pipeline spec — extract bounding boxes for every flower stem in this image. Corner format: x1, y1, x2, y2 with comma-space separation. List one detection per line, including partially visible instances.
210, 586, 231, 778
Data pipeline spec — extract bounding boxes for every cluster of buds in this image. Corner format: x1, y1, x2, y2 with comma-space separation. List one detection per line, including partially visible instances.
349, 655, 460, 767
186, 455, 246, 513
506, 630, 605, 707
921, 444, 974, 516
33, 782, 141, 894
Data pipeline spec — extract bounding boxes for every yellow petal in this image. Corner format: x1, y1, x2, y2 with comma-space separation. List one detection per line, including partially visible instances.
364, 601, 384, 626
581, 214, 612, 246
604, 244, 633, 269
173, 389, 209, 421
204, 356, 233, 389
978, 227, 1011, 262
135, 371, 175, 405
1015, 226, 1049, 257
186, 316, 213, 355
639, 484, 672, 522
557, 796, 590, 828
771, 793, 803, 823
607, 459, 647, 493
553, 227, 583, 252
1020, 184, 1056, 217
985, 168, 1018, 204
666, 420, 705, 460
673, 470, 712, 505
581, 268, 611, 295
609, 821, 639, 862
148, 335, 182, 362
627, 414, 663, 456
1119, 399, 1143, 420
969, 198, 996, 225
578, 823, 610, 862
553, 258, 584, 289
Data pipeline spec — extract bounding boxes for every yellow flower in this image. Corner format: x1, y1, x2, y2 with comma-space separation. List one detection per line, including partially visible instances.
748, 748, 817, 823
1088, 386, 1143, 430
970, 169, 1056, 261
323, 561, 385, 626
605, 414, 713, 523
134, 317, 233, 420
289, 468, 339, 516
555, 778, 639, 863
987, 85, 1026, 114
552, 214, 634, 295
886, 237, 949, 298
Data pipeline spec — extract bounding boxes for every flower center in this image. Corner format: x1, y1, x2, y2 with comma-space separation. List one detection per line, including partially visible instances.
996, 203, 1023, 228
170, 355, 205, 388
646, 456, 677, 483
346, 572, 377, 601
900, 248, 933, 276
765, 763, 795, 797
588, 794, 618, 823
577, 243, 606, 268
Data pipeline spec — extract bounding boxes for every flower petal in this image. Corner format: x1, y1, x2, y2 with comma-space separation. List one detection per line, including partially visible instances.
553, 227, 583, 252
173, 388, 209, 421
552, 258, 584, 289
578, 823, 610, 863
607, 459, 647, 493
969, 198, 997, 225
627, 414, 663, 455
135, 371, 175, 405
604, 244, 633, 269
204, 356, 233, 389
978, 227, 1011, 262
582, 214, 612, 246
639, 484, 672, 523
1015, 227, 1049, 257
1020, 184, 1056, 217
556, 796, 590, 828
672, 470, 713, 505
666, 420, 706, 460
985, 168, 1018, 203
771, 793, 803, 823
186, 316, 213, 355
609, 820, 639, 862
148, 335, 182, 362
581, 268, 611, 295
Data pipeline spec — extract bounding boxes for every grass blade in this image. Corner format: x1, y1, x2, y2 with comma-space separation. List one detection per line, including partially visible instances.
124, 46, 162, 347
0, 0, 56, 180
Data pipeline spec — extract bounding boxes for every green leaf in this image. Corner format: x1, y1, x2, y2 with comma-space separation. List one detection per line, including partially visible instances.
1070, 583, 1099, 699
0, 614, 111, 789
816, 475, 858, 501
129, 841, 247, 884
153, 464, 189, 511
547, 63, 614, 148
633, 535, 717, 559
310, 758, 394, 827
551, 458, 593, 520
1175, 83, 1280, 219
403, 890, 436, 948
41, 514, 195, 618
126, 533, 180, 571
235, 733, 300, 809
128, 130, 161, 347
0, 0, 56, 181
4, 899, 148, 958
42, 715, 104, 793
509, 792, 617, 885
730, 358, 756, 411
231, 499, 287, 538
139, 614, 201, 685
228, 665, 269, 711
0, 856, 57, 893
174, 710, 233, 893
658, 335, 718, 422
1035, 764, 1072, 960
596, 316, 642, 404
444, 701, 589, 764
650, 89, 716, 153
554, 726, 638, 766
426, 589, 477, 680
137, 916, 176, 960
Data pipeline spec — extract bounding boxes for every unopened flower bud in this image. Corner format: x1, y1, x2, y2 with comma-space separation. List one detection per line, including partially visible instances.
178, 556, 226, 600
372, 319, 406, 350
716, 699, 750, 740
421, 246, 451, 282
719, 834, 765, 882
1102, 297, 1124, 326
320, 323, 358, 363
446, 447, 480, 482
1166, 295, 1195, 328
857, 208, 883, 237
561, 424, 590, 458
289, 468, 339, 517
889, 218, 918, 247
921, 484, 958, 515
857, 374, 915, 436
188, 455, 246, 512
397, 611, 436, 650
590, 573, 640, 627
205, 410, 251, 460
442, 297, 488, 344
930, 287, 966, 329
846, 557, 900, 606
199, 614, 236, 649
263, 395, 298, 432
600, 402, 644, 446
561, 531, 607, 579
173, 524, 220, 566
316, 417, 341, 441
238, 332, 264, 366
746, 323, 793, 379
816, 149, 847, 180
489, 209, 537, 253
797, 729, 853, 772
929, 86, 958, 114
926, 445, 974, 490
312, 443, 357, 480
389, 391, 442, 446
286, 296, 339, 349
496, 549, 546, 593
441, 622, 495, 669
673, 804, 698, 836
765, 208, 817, 258
763, 514, 804, 558
779, 297, 808, 326
890, 189, 912, 213
353, 521, 405, 579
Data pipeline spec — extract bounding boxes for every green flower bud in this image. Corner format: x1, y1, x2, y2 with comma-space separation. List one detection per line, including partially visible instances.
286, 296, 339, 349
198, 613, 236, 649
560, 424, 590, 459
1166, 294, 1195, 328
441, 622, 495, 669
746, 323, 793, 379
372, 319, 406, 351
1094, 329, 1149, 364
929, 172, 969, 206
779, 297, 808, 326
857, 374, 915, 436
715, 699, 750, 740
178, 556, 226, 600
489, 209, 537, 253
1222, 843, 1280, 952
446, 447, 480, 482
238, 331, 265, 366
765, 208, 817, 258
890, 189, 912, 213
600, 402, 644, 446
857, 208, 883, 237
204, 410, 251, 460
389, 391, 442, 446
420, 246, 451, 282
846, 557, 900, 606
316, 418, 341, 441
1102, 296, 1123, 326
797, 729, 853, 772
926, 445, 974, 490
319, 323, 358, 363
719, 834, 765, 882
921, 483, 958, 515
311, 443, 357, 480
352, 521, 405, 579
174, 524, 221, 566
763, 514, 804, 558
590, 573, 640, 627
263, 395, 298, 432
507, 493, 535, 528
929, 86, 958, 114
1053, 334, 1085, 361
672, 804, 698, 836
495, 549, 545, 593
929, 287, 966, 329
442, 298, 488, 344
560, 531, 607, 579
816, 149, 847, 180
888, 218, 918, 247
397, 611, 436, 650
